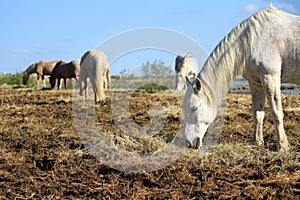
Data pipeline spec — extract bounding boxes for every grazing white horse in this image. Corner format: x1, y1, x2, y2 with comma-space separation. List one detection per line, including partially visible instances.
183, 6, 300, 151
79, 49, 111, 102
175, 53, 198, 90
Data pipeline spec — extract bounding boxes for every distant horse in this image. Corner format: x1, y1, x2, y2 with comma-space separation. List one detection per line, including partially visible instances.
79, 49, 111, 102
183, 6, 300, 151
175, 53, 198, 90
23, 60, 62, 87
50, 60, 80, 89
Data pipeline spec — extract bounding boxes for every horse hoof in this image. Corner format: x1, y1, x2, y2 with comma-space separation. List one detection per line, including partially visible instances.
278, 143, 289, 153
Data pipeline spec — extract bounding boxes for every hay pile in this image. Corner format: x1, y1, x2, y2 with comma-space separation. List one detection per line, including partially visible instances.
0, 86, 299, 199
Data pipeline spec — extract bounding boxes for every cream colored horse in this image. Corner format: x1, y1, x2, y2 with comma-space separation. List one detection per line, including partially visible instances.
23, 60, 62, 87
79, 49, 111, 102
175, 53, 198, 90
183, 6, 300, 151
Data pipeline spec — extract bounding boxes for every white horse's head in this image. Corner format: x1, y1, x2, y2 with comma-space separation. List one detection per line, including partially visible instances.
183, 77, 217, 149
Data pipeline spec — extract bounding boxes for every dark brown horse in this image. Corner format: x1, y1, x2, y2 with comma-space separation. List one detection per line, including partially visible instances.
50, 60, 80, 89
23, 60, 62, 87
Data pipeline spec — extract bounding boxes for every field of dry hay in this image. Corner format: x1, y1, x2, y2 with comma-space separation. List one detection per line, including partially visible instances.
0, 85, 299, 199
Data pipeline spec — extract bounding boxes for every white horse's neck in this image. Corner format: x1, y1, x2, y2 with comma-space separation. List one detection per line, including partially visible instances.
197, 6, 285, 107
199, 36, 246, 107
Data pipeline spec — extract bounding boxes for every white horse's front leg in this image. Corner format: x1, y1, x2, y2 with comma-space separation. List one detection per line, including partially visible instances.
262, 75, 289, 151
249, 83, 265, 146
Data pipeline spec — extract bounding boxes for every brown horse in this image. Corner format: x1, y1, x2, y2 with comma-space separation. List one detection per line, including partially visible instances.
22, 60, 62, 87
50, 60, 80, 89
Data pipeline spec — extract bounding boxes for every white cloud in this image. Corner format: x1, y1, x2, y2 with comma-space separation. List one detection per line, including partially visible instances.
13, 48, 60, 55
244, 3, 260, 13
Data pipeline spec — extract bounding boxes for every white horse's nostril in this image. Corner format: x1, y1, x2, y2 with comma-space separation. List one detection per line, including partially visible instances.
193, 137, 200, 149
185, 139, 192, 148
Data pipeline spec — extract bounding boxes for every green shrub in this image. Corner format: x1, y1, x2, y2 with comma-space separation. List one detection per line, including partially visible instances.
0, 73, 36, 86
0, 73, 22, 85
138, 83, 168, 92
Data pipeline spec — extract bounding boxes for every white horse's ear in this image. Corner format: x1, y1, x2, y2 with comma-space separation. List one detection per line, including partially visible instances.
185, 76, 192, 87
194, 78, 202, 93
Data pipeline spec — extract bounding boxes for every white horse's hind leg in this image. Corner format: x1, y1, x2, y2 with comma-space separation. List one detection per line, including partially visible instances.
104, 76, 107, 90
97, 76, 105, 101
249, 83, 265, 146
90, 78, 98, 102
262, 75, 289, 151
80, 78, 87, 98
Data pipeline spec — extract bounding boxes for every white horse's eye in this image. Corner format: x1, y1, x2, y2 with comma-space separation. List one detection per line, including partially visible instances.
192, 106, 198, 112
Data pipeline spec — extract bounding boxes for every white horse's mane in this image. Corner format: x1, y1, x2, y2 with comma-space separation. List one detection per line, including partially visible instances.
198, 6, 285, 106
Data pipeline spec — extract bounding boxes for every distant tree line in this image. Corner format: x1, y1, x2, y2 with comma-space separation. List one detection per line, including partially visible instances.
119, 60, 174, 77
141, 60, 173, 77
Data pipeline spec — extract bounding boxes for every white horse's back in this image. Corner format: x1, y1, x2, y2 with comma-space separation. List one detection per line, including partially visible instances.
244, 8, 300, 85
276, 13, 300, 84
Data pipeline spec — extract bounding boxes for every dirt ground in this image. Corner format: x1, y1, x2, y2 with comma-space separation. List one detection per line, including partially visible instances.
0, 85, 299, 199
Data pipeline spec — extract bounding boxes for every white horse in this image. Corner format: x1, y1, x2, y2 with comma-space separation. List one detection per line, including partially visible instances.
79, 49, 111, 102
175, 53, 198, 90
183, 5, 300, 151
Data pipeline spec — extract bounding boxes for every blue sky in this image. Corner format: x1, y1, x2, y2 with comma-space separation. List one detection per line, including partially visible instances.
0, 0, 299, 75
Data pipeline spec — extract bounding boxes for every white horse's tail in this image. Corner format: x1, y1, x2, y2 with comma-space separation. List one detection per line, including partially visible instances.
80, 51, 90, 66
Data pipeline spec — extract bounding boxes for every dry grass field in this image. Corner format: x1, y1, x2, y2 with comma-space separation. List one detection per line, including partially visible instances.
0, 85, 299, 199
